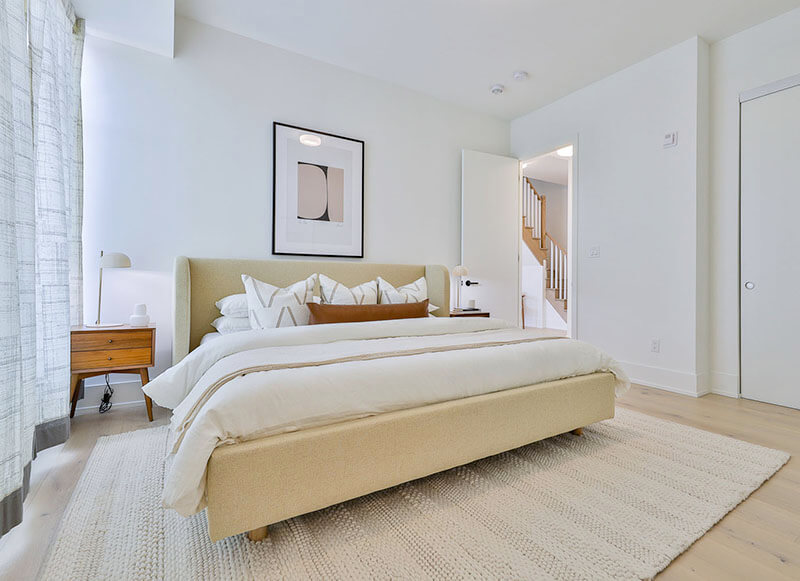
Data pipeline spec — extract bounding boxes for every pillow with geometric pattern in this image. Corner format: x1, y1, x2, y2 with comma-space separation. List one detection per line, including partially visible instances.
318, 274, 378, 305
241, 274, 317, 329
376, 276, 439, 313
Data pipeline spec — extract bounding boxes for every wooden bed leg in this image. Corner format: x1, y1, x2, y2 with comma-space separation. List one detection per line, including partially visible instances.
571, 427, 583, 436
247, 526, 269, 542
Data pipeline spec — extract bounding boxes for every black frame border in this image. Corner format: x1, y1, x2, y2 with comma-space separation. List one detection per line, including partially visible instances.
272, 122, 365, 258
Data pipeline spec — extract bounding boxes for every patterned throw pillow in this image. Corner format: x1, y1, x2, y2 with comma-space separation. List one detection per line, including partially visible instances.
318, 274, 378, 305
376, 276, 439, 313
242, 274, 316, 329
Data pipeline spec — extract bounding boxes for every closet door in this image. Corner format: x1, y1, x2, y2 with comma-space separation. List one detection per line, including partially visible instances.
741, 82, 800, 409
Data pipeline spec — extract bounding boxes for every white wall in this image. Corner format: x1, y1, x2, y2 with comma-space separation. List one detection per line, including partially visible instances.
511, 38, 710, 395
708, 7, 800, 397
79, 18, 509, 405
530, 179, 568, 250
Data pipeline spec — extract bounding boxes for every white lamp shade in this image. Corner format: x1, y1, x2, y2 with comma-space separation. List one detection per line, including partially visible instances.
100, 252, 131, 269
452, 265, 469, 277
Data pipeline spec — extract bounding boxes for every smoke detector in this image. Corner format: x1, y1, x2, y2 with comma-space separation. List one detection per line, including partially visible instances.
512, 70, 529, 81
490, 84, 505, 96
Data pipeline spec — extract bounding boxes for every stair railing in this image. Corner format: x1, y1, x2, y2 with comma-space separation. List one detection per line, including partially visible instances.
523, 176, 568, 314
523, 178, 546, 248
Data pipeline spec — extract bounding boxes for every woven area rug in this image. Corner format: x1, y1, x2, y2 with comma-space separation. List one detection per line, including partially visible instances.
40, 408, 788, 580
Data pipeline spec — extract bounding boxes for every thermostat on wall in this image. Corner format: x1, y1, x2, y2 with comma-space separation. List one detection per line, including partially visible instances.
663, 131, 678, 148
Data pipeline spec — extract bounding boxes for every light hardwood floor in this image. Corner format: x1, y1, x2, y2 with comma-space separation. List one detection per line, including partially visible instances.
0, 386, 797, 580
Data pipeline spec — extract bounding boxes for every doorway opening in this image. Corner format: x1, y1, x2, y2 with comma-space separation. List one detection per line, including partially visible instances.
520, 145, 573, 335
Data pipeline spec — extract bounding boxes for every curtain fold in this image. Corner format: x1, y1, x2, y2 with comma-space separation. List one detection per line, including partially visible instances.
0, 0, 83, 538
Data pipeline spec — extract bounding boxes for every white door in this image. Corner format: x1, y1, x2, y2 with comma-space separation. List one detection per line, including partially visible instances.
741, 82, 800, 409
461, 150, 520, 325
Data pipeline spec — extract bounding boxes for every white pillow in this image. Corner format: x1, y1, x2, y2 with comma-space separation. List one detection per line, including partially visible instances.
210, 315, 251, 334
242, 274, 316, 329
215, 293, 248, 318
318, 274, 378, 305
377, 276, 439, 313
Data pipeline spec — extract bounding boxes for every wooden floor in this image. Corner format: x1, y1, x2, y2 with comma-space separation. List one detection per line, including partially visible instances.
0, 386, 797, 580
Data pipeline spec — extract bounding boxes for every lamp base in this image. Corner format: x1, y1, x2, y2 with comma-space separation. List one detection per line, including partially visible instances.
84, 322, 125, 328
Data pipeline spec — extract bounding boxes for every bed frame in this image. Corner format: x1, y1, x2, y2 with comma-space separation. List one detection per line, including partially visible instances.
172, 257, 616, 542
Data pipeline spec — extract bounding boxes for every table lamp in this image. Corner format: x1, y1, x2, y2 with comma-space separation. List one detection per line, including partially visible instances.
452, 265, 469, 310
88, 250, 131, 327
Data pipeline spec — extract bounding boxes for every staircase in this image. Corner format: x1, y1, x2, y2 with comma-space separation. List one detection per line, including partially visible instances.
522, 177, 568, 322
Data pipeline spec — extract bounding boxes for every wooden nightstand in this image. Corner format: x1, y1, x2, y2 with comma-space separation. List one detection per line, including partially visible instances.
450, 310, 491, 318
70, 324, 156, 421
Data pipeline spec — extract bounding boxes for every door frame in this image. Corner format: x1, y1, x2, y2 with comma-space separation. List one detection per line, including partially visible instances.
738, 74, 800, 399
518, 134, 580, 339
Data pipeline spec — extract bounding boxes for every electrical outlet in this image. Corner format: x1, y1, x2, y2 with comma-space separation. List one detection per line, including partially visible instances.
589, 246, 600, 258
650, 339, 661, 353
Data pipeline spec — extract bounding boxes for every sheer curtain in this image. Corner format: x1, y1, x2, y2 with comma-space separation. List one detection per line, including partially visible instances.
0, 0, 84, 537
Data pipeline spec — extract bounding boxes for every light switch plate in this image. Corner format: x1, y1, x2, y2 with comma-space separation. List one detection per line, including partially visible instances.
663, 131, 678, 148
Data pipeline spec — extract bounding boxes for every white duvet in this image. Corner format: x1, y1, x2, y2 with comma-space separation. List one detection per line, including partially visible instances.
144, 318, 629, 516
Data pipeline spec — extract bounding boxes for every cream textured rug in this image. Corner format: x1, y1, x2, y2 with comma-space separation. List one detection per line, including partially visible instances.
41, 408, 788, 580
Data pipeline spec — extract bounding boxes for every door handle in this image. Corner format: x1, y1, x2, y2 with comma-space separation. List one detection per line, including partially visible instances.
465, 280, 479, 286
744, 281, 755, 290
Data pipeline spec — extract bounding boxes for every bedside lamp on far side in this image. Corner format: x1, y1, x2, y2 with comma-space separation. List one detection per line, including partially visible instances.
452, 265, 469, 311
87, 250, 131, 327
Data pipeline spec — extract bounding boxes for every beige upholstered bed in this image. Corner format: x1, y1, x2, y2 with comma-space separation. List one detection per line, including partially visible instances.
171, 257, 617, 542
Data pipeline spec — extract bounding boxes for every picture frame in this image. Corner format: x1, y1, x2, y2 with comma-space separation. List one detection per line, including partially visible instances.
272, 122, 365, 258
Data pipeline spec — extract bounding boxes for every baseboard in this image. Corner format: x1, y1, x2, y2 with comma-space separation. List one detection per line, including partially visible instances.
74, 378, 146, 416
618, 361, 709, 397
710, 371, 739, 398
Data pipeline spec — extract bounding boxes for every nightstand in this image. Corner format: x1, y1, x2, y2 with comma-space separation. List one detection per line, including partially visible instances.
450, 310, 490, 318
70, 324, 156, 421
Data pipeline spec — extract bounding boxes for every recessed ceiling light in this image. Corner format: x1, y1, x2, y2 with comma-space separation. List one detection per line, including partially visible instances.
512, 71, 529, 81
490, 84, 505, 96
299, 134, 322, 147
556, 145, 573, 158
522, 162, 530, 168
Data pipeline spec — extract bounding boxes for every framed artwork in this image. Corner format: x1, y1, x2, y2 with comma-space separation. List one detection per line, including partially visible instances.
272, 122, 364, 257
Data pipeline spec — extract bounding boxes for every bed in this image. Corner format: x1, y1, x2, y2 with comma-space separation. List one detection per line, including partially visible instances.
147, 257, 627, 542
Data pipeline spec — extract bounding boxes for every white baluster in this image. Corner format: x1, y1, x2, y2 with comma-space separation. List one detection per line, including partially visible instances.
525, 180, 531, 228
523, 181, 527, 227
556, 247, 560, 299
556, 245, 560, 298
527, 184, 531, 228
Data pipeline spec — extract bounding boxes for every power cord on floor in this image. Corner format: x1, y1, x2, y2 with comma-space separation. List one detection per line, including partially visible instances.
99, 374, 113, 413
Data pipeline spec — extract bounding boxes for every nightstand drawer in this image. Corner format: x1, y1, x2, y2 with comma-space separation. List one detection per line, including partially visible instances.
71, 330, 152, 351
71, 347, 152, 371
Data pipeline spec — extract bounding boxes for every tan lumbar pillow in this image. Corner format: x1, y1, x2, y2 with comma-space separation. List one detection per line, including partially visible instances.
308, 300, 429, 325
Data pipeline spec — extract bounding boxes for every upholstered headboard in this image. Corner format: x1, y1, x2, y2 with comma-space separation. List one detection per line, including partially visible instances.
173, 257, 451, 364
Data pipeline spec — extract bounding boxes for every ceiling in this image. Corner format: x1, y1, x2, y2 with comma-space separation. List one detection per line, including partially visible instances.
73, 0, 174, 57
174, 0, 800, 119
523, 154, 569, 186
74, 1, 800, 119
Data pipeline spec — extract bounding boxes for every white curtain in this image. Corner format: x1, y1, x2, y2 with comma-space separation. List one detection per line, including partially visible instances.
0, 0, 84, 537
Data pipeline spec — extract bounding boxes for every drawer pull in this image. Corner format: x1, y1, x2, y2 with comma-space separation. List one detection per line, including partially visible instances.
107, 356, 112, 360
108, 339, 113, 343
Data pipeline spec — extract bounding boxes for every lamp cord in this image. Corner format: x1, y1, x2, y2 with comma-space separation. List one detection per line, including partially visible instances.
99, 374, 113, 413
